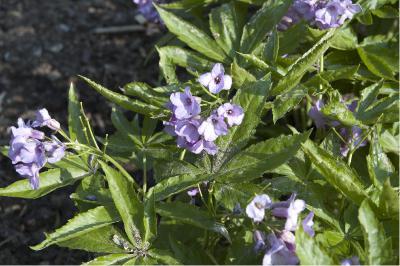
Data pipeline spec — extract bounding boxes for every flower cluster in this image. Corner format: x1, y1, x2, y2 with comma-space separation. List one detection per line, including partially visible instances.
246, 193, 314, 265
164, 64, 244, 155
8, 109, 65, 189
279, 0, 361, 30
309, 98, 367, 157
132, 0, 169, 23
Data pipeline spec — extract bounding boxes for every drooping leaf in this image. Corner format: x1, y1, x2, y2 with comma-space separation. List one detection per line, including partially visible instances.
155, 5, 228, 62
358, 200, 393, 265
31, 206, 120, 250
156, 202, 231, 242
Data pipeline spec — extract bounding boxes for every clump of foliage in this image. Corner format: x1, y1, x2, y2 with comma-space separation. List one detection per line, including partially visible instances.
1, 0, 398, 265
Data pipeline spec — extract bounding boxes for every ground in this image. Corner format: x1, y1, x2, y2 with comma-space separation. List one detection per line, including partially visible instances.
0, 0, 159, 263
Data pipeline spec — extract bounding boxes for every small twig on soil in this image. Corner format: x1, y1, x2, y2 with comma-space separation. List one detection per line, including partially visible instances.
93, 25, 145, 34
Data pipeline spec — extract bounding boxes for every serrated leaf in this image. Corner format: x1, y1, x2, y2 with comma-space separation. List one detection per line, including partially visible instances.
153, 159, 203, 182
264, 26, 279, 63
84, 254, 134, 266
31, 206, 120, 250
99, 161, 144, 248
219, 131, 311, 183
271, 28, 336, 96
213, 182, 261, 211
155, 5, 227, 62
156, 202, 231, 242
0, 164, 89, 199
296, 226, 336, 265
122, 82, 166, 107
148, 249, 182, 265
210, 2, 246, 58
272, 84, 307, 123
144, 190, 157, 243
240, 1, 292, 54
68, 83, 86, 143
214, 75, 272, 170
378, 179, 399, 219
230, 61, 256, 88
321, 99, 363, 127
356, 81, 383, 114
80, 76, 161, 115
302, 140, 368, 205
358, 200, 393, 265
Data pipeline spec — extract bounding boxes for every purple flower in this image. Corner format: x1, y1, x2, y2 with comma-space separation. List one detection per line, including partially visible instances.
32, 108, 61, 131
198, 113, 228, 142
133, 0, 167, 23
44, 136, 66, 164
341, 256, 360, 266
217, 103, 244, 127
314, 0, 360, 29
293, 0, 318, 20
253, 230, 266, 253
246, 194, 272, 222
177, 137, 218, 155
187, 187, 199, 197
302, 212, 315, 237
175, 119, 201, 143
308, 99, 328, 128
15, 163, 41, 190
279, 230, 296, 253
170, 87, 201, 120
271, 193, 306, 231
262, 233, 299, 265
9, 137, 46, 166
11, 118, 44, 140
338, 0, 362, 24
198, 63, 232, 94
339, 126, 367, 157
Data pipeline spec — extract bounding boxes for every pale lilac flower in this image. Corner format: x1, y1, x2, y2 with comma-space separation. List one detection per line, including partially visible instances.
279, 230, 296, 252
9, 137, 46, 166
198, 113, 228, 142
341, 256, 360, 266
271, 194, 306, 231
177, 137, 218, 155
187, 188, 199, 197
44, 136, 66, 164
262, 233, 299, 266
246, 194, 272, 222
175, 119, 201, 143
163, 115, 177, 136
133, 0, 169, 23
15, 163, 41, 190
308, 99, 328, 128
293, 0, 318, 20
170, 88, 201, 120
217, 103, 244, 127
315, 0, 345, 29
338, 0, 362, 24
198, 63, 232, 94
253, 230, 266, 253
302, 212, 315, 237
32, 108, 61, 131
11, 118, 44, 140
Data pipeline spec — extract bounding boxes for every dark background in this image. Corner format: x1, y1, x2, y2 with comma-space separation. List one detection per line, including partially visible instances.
0, 0, 160, 263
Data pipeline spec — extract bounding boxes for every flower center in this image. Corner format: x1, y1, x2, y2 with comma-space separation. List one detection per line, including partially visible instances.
227, 109, 233, 115
212, 118, 218, 124
185, 98, 192, 105
255, 202, 264, 209
214, 76, 221, 84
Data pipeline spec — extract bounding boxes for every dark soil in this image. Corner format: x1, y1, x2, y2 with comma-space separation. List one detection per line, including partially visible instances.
0, 0, 160, 264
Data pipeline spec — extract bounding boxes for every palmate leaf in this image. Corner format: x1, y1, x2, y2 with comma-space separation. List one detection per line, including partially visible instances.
214, 74, 272, 171
296, 226, 336, 265
99, 161, 145, 248
301, 140, 369, 206
155, 5, 228, 63
156, 202, 231, 242
271, 28, 336, 96
218, 131, 311, 183
0, 161, 89, 199
210, 2, 246, 58
31, 206, 120, 250
239, 0, 292, 54
358, 200, 394, 265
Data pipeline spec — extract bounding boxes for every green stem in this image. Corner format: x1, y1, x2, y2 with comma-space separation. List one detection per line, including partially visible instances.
179, 149, 186, 161
142, 155, 147, 194
319, 53, 324, 93
200, 85, 219, 101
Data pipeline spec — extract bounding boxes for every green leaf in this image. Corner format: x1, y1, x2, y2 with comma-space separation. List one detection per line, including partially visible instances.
301, 140, 368, 205
213, 182, 261, 211
215, 76, 272, 170
210, 2, 246, 58
272, 85, 308, 123
358, 200, 393, 265
356, 93, 398, 123
330, 27, 358, 50
31, 206, 120, 250
68, 83, 86, 143
0, 165, 89, 199
99, 161, 144, 248
219, 131, 311, 183
296, 226, 336, 265
153, 159, 203, 182
148, 249, 182, 265
111, 108, 142, 147
264, 26, 279, 63
367, 131, 395, 188
356, 81, 383, 115
271, 29, 336, 96
357, 42, 399, 80
57, 225, 132, 253
79, 76, 161, 116
321, 99, 362, 127
158, 47, 179, 84
156, 202, 231, 242
152, 173, 209, 201
378, 179, 399, 219
122, 82, 165, 107
240, 1, 292, 54
155, 5, 227, 62
84, 254, 134, 266
230, 61, 256, 88
144, 191, 157, 243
